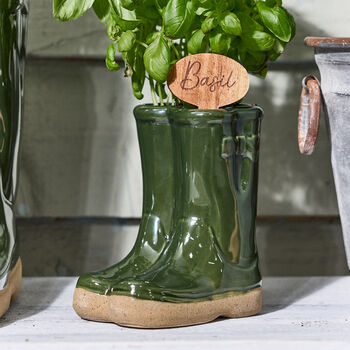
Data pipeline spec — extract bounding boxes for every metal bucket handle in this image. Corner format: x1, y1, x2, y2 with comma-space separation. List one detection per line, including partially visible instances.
298, 74, 321, 155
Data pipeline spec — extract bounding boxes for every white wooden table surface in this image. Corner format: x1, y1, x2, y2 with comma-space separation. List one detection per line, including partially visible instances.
0, 277, 350, 349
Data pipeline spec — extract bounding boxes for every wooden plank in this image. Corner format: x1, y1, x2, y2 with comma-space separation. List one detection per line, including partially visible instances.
0, 277, 350, 349
17, 218, 349, 277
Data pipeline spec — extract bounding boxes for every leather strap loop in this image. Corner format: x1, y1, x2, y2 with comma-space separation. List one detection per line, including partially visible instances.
298, 75, 321, 155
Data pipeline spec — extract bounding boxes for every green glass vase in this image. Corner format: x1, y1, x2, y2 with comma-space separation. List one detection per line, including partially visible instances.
0, 0, 28, 317
74, 104, 263, 328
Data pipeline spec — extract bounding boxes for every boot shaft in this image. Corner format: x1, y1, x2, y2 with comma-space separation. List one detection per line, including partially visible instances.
134, 105, 174, 244
169, 105, 263, 266
0, 0, 28, 283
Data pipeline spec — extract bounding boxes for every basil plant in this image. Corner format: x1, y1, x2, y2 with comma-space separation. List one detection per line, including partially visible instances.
53, 0, 295, 105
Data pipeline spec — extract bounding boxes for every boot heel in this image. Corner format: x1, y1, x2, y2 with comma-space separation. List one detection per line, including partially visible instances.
221, 287, 262, 318
0, 258, 22, 317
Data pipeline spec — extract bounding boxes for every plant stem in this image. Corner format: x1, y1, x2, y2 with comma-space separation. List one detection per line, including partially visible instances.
135, 40, 148, 48
155, 0, 163, 16
149, 77, 158, 106
171, 41, 181, 60
157, 83, 164, 106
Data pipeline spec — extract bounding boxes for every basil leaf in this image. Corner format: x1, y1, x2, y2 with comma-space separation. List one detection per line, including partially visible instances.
285, 8, 296, 40
105, 43, 120, 71
273, 38, 285, 54
219, 12, 242, 36
135, 6, 161, 21
201, 16, 217, 33
118, 30, 136, 52
144, 35, 171, 83
110, 0, 140, 31
93, 0, 110, 24
240, 50, 266, 71
242, 30, 275, 51
209, 29, 231, 55
257, 1, 291, 42
188, 29, 207, 54
146, 31, 161, 45
164, 0, 195, 38
128, 46, 145, 99
268, 38, 285, 61
107, 16, 121, 41
196, 7, 209, 15
53, 0, 94, 21
265, 0, 275, 7
120, 0, 135, 11
227, 47, 239, 61
237, 11, 264, 32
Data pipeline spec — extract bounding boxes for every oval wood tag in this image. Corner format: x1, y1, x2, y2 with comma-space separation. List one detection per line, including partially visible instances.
167, 53, 249, 109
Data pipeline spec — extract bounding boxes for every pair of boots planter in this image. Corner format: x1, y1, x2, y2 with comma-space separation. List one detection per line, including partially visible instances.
300, 37, 350, 268
52, 0, 295, 329
74, 103, 263, 328
0, 0, 28, 317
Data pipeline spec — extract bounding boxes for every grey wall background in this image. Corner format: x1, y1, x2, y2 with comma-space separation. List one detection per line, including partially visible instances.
17, 0, 349, 218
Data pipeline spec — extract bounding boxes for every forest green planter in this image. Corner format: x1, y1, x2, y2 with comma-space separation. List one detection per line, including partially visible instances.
74, 103, 263, 328
0, 0, 28, 317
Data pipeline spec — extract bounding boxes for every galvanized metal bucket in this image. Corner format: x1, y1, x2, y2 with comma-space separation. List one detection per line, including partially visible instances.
300, 37, 350, 268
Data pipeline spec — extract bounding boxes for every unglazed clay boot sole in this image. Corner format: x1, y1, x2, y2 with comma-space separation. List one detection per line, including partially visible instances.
0, 258, 22, 318
73, 286, 262, 328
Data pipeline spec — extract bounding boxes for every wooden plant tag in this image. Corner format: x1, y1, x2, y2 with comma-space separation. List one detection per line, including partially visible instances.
167, 53, 249, 109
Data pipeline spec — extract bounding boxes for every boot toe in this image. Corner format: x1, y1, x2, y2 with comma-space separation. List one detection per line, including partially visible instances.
76, 272, 112, 295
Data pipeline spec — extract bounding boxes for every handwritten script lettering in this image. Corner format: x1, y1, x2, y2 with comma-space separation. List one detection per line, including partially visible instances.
180, 60, 236, 92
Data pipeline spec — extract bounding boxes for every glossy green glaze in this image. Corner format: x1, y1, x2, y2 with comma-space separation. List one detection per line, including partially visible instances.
0, 0, 28, 288
77, 104, 263, 303
77, 105, 174, 293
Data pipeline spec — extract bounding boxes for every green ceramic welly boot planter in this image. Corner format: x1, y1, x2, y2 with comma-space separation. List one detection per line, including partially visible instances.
0, 0, 28, 317
73, 105, 174, 319
53, 0, 295, 329
73, 105, 263, 328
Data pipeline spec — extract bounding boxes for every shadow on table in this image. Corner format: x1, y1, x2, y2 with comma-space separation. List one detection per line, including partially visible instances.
0, 277, 73, 328
260, 276, 340, 315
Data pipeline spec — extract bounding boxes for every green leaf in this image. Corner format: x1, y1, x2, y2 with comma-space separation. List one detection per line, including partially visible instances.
105, 43, 121, 71
196, 7, 209, 15
110, 0, 140, 31
144, 35, 171, 83
120, 0, 135, 10
53, 0, 94, 21
237, 12, 264, 32
285, 8, 296, 40
164, 0, 195, 38
146, 31, 161, 44
107, 16, 121, 41
188, 29, 207, 54
201, 16, 217, 33
268, 38, 285, 61
135, 5, 161, 21
193, 0, 215, 13
265, 0, 275, 6
93, 0, 110, 24
242, 30, 275, 51
257, 66, 268, 78
227, 47, 238, 61
128, 46, 145, 99
118, 30, 136, 52
209, 29, 231, 55
240, 50, 266, 71
257, 1, 291, 42
273, 38, 285, 54
219, 12, 242, 36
